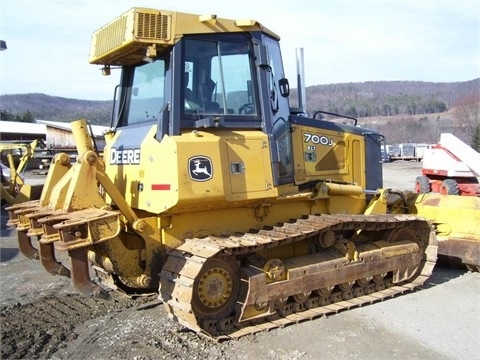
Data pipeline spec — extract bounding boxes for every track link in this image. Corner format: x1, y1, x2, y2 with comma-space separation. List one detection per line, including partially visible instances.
159, 214, 437, 340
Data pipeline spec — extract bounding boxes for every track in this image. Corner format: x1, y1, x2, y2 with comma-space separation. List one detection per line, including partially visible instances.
159, 214, 437, 340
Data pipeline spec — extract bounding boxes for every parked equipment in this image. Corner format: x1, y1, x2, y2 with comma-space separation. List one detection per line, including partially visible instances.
1, 140, 44, 205
412, 193, 479, 271
411, 133, 480, 271
7, 8, 437, 340
415, 133, 480, 196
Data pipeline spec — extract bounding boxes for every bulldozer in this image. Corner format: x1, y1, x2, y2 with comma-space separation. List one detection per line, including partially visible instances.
1, 139, 44, 205
6, 8, 437, 340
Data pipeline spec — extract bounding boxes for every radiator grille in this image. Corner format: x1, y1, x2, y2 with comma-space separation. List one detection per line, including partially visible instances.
92, 10, 170, 59
135, 13, 169, 40
94, 15, 128, 58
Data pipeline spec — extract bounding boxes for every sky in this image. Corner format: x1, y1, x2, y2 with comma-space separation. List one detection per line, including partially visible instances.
0, 0, 478, 100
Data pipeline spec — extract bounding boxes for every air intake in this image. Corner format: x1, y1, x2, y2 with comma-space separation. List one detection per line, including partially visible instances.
89, 8, 171, 65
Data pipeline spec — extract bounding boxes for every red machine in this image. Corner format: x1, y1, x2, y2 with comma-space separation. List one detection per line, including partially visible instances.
415, 133, 480, 196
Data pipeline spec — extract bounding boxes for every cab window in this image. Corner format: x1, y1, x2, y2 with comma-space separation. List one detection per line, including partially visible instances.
183, 38, 257, 117
126, 60, 166, 125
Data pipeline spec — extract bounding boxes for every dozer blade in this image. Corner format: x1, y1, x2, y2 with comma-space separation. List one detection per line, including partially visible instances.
414, 193, 480, 271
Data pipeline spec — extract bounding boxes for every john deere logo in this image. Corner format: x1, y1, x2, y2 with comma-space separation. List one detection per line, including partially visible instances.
188, 156, 213, 182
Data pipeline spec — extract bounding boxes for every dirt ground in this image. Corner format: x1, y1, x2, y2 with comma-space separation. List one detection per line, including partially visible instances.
1, 161, 479, 360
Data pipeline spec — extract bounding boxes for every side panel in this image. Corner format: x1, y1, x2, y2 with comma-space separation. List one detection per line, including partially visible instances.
225, 138, 273, 195
291, 123, 366, 188
105, 125, 278, 214
174, 130, 278, 207
364, 132, 383, 191
104, 123, 181, 213
291, 116, 383, 191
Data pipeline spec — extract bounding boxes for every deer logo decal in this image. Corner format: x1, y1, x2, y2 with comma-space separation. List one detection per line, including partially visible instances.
188, 156, 213, 181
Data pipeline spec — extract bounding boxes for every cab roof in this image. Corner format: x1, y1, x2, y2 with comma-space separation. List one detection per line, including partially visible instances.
89, 7, 280, 66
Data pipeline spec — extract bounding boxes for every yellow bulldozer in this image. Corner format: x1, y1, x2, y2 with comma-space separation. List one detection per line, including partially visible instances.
1, 139, 44, 205
7, 8, 438, 340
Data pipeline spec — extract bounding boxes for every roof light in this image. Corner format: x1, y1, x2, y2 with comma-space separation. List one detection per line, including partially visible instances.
235, 19, 257, 27
199, 14, 217, 24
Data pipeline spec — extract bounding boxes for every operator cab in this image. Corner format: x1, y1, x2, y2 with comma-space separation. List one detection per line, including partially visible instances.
114, 33, 288, 128
112, 31, 294, 185
93, 8, 383, 197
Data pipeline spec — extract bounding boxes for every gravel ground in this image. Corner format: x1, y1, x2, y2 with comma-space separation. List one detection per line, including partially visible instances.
1, 161, 479, 359
382, 160, 424, 190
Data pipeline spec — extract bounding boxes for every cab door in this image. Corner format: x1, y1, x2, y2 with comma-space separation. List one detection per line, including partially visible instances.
259, 35, 294, 186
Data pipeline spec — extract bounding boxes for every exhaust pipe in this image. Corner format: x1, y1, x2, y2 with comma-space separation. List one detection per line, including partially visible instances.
296, 47, 307, 115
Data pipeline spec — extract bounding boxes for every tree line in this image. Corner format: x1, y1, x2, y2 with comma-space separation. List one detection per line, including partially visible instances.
291, 79, 478, 118
1, 110, 35, 122
316, 95, 447, 118
359, 91, 480, 151
0, 93, 111, 125
1, 79, 478, 150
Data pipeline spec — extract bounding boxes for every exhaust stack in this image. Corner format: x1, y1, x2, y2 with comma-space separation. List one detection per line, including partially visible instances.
296, 47, 307, 115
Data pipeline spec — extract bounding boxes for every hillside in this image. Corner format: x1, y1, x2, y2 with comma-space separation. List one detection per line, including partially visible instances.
360, 111, 465, 144
0, 93, 111, 125
292, 79, 479, 118
1, 79, 478, 145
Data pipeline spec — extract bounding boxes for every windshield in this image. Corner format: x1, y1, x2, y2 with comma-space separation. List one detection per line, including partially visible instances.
183, 38, 256, 117
125, 59, 166, 125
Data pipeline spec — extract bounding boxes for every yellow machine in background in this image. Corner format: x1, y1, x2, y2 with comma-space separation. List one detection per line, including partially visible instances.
1, 140, 44, 205
413, 193, 479, 271
7, 8, 437, 340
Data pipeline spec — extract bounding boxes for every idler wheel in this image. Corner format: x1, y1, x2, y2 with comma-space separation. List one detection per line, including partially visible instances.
192, 257, 239, 320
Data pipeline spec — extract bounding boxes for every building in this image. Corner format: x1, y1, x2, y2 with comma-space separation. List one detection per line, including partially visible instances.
1, 120, 109, 169
0, 120, 108, 150
0, 121, 46, 141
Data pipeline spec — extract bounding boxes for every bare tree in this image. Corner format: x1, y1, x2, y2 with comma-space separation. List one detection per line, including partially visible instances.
453, 92, 480, 150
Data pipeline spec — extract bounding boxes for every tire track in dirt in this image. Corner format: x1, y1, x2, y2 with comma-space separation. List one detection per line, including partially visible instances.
0, 292, 152, 359
50, 299, 237, 360
1, 292, 237, 360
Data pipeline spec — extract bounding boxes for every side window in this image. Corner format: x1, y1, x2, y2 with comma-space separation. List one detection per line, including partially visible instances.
127, 60, 165, 124
211, 53, 255, 115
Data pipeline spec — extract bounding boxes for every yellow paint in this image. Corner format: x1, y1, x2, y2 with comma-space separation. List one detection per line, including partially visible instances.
291, 124, 366, 188
414, 193, 480, 241
89, 8, 279, 66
